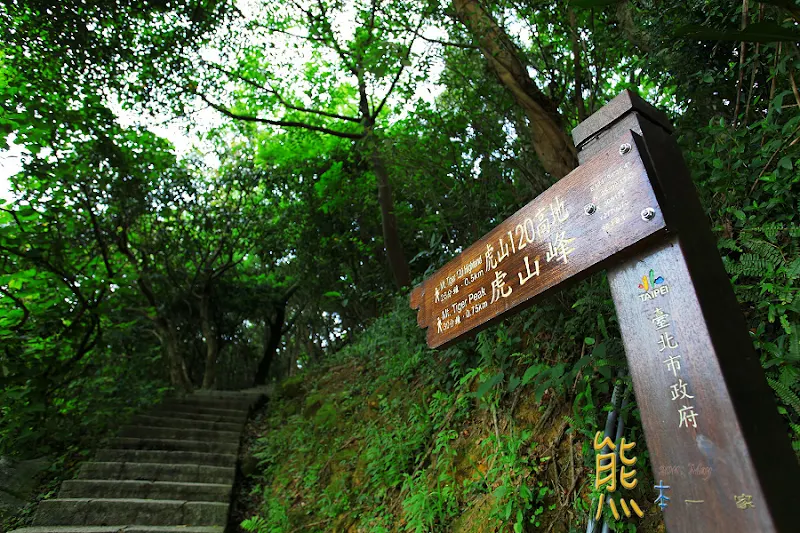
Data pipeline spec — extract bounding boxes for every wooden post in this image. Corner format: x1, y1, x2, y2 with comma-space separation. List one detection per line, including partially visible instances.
410, 90, 799, 532
573, 90, 798, 532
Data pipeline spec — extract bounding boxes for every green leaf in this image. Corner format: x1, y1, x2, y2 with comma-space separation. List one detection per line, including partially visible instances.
758, 0, 800, 12
591, 342, 607, 359
676, 21, 800, 43
570, 0, 618, 7
522, 364, 545, 386
475, 372, 504, 399
584, 336, 595, 345
573, 354, 593, 374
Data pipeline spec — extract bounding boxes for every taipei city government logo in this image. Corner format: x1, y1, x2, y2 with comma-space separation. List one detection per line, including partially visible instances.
638, 269, 669, 302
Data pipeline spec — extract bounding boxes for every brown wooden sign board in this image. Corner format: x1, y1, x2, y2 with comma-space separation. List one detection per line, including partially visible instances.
410, 130, 666, 348
410, 91, 799, 532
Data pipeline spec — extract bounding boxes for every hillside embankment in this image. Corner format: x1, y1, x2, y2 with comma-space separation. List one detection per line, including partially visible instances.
232, 295, 666, 533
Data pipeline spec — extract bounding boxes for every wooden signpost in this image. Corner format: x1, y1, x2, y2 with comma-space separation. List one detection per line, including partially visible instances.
410, 91, 798, 532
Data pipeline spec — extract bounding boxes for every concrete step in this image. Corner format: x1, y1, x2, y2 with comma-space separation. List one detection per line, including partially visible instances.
164, 397, 255, 410
143, 410, 246, 425
189, 388, 267, 398
94, 449, 237, 468
153, 404, 248, 420
193, 387, 269, 396
32, 499, 227, 526
59, 480, 231, 503
161, 401, 249, 415
118, 426, 241, 443
9, 527, 224, 533
130, 415, 242, 433
17, 389, 263, 533
108, 437, 239, 455
76, 462, 234, 485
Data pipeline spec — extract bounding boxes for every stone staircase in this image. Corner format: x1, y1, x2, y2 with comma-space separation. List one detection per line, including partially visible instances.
10, 389, 267, 533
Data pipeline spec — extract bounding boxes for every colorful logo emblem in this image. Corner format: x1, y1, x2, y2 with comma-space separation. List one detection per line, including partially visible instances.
638, 269, 665, 292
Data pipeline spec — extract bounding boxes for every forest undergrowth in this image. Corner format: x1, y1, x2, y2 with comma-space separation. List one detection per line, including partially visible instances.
234, 285, 666, 533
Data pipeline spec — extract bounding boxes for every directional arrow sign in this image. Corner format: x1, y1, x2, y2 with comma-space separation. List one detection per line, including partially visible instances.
411, 130, 666, 349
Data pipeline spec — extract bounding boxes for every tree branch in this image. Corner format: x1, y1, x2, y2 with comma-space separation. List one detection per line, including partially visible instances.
203, 61, 362, 123
313, 0, 358, 76
79, 184, 115, 278
372, 9, 428, 119
0, 285, 30, 330
0, 207, 25, 232
0, 243, 89, 308
283, 281, 301, 302
387, 20, 478, 50
264, 26, 330, 44
197, 93, 364, 139
282, 303, 306, 335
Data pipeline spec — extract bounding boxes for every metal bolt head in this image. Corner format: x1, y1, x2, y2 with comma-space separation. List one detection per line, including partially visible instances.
641, 207, 656, 221
584, 203, 596, 215
619, 143, 632, 155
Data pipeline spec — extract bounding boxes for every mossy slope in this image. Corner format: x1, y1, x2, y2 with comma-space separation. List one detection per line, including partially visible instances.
235, 291, 670, 533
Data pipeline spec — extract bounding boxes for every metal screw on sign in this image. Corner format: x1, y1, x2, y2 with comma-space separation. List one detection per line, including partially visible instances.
641, 207, 656, 221
619, 143, 632, 155
584, 203, 597, 215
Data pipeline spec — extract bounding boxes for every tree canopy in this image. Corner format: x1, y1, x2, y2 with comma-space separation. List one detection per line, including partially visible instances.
2, 2, 799, 526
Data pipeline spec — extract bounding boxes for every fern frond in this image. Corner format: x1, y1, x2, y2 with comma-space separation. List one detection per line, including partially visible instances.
782, 325, 800, 364
785, 257, 800, 280
717, 238, 741, 252
763, 223, 783, 242
744, 239, 784, 267
723, 256, 740, 276
733, 285, 760, 301
241, 516, 268, 533
738, 253, 771, 277
779, 365, 800, 391
767, 377, 800, 417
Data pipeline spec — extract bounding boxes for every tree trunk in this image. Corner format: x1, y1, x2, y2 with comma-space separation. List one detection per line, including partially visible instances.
158, 319, 193, 392
568, 7, 587, 122
200, 292, 218, 389
306, 325, 317, 362
289, 348, 298, 377
370, 147, 412, 287
254, 304, 286, 386
453, 0, 578, 178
